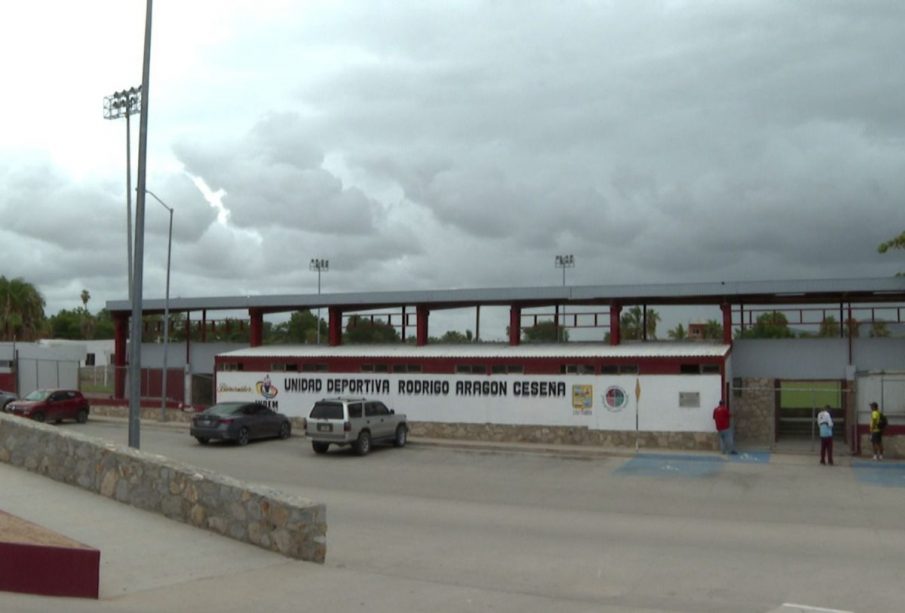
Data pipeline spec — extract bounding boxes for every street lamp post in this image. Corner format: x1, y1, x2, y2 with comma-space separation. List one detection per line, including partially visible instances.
309, 259, 329, 344
146, 190, 173, 421
555, 254, 575, 342
103, 86, 142, 302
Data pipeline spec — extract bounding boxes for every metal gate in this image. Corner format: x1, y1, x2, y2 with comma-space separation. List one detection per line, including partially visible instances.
777, 380, 846, 441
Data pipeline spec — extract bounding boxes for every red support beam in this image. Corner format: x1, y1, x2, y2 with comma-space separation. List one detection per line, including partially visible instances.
113, 312, 128, 400
416, 305, 429, 346
248, 308, 263, 347
609, 304, 622, 345
721, 303, 733, 344
509, 306, 521, 346
328, 307, 342, 346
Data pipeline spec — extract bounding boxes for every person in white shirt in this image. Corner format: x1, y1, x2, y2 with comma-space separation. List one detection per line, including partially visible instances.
817, 405, 834, 465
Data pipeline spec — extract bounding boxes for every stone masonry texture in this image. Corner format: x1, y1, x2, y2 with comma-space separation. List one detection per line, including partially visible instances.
0, 413, 326, 563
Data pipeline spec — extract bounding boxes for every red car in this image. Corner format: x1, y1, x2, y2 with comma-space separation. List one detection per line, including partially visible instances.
5, 389, 90, 424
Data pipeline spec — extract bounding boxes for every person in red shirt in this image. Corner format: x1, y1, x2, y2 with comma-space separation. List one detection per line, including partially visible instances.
713, 399, 736, 455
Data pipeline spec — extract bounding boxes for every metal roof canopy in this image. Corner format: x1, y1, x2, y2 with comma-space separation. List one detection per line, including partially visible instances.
219, 342, 731, 360
105, 276, 905, 316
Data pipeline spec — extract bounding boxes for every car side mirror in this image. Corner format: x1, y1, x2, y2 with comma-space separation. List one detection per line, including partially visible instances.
390, 409, 395, 414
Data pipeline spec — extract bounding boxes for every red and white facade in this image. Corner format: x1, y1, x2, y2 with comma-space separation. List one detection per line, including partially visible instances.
215, 343, 730, 435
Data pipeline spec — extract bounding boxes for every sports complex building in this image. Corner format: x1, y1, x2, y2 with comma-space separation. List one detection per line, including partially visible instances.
104, 277, 905, 456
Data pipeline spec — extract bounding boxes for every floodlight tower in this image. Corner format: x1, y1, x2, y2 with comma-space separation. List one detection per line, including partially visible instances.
309, 259, 329, 344
555, 254, 575, 342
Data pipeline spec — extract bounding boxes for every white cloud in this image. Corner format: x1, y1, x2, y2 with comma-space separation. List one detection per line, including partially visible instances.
0, 0, 903, 324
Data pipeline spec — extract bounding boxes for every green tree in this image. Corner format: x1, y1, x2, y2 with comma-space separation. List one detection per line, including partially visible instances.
522, 320, 567, 343
93, 309, 116, 339
701, 319, 724, 340
879, 231, 905, 275
869, 321, 890, 338
620, 306, 660, 340
268, 310, 324, 344
668, 323, 687, 340
736, 312, 795, 339
436, 330, 474, 343
344, 315, 400, 343
0, 276, 46, 341
47, 308, 83, 339
818, 316, 840, 337
878, 231, 905, 254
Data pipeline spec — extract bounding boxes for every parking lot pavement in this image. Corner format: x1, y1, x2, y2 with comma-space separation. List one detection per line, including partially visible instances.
4, 419, 905, 612
0, 461, 703, 613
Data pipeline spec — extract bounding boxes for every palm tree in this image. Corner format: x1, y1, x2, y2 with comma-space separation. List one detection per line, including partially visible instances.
80, 289, 91, 313
0, 276, 46, 341
620, 306, 660, 340
668, 323, 687, 340
701, 319, 723, 340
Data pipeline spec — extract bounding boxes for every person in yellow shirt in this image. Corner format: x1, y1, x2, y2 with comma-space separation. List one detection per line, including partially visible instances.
869, 401, 884, 461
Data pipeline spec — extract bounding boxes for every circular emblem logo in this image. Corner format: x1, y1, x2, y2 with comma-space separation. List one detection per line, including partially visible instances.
256, 374, 278, 400
603, 386, 628, 412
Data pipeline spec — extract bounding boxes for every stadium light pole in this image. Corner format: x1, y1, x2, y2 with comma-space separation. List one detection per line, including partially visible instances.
127, 0, 154, 449
103, 85, 142, 301
309, 259, 329, 344
145, 189, 173, 421
555, 254, 575, 342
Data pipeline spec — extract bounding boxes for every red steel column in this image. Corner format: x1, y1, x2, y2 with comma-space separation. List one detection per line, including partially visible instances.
509, 305, 521, 346
113, 312, 128, 399
416, 305, 429, 346
609, 303, 622, 346
249, 308, 263, 347
328, 307, 342, 346
721, 303, 733, 344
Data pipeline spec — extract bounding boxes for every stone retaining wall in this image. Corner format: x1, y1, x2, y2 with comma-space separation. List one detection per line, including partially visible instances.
409, 421, 719, 451
0, 414, 326, 563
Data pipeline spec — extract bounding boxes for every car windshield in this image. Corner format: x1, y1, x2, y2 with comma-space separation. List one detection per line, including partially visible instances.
310, 402, 343, 419
24, 390, 51, 401
204, 403, 245, 417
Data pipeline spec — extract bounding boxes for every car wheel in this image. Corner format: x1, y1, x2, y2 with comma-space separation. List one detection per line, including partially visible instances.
237, 427, 250, 446
394, 425, 407, 448
196, 437, 210, 445
279, 421, 291, 439
76, 409, 88, 424
32, 412, 46, 423
355, 431, 371, 456
312, 441, 329, 454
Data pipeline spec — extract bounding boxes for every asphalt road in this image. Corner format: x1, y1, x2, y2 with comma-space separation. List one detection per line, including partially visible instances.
40, 419, 905, 613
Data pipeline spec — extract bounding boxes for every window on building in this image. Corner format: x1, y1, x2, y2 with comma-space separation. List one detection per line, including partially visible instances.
619, 365, 639, 374
302, 363, 327, 372
491, 365, 524, 374
561, 364, 595, 375
456, 364, 486, 374
271, 363, 299, 372
220, 362, 244, 371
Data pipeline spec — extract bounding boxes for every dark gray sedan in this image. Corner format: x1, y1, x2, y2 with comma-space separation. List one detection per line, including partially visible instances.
190, 402, 292, 446
1, 389, 17, 410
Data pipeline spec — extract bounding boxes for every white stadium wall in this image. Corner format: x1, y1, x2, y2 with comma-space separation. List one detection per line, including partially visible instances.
216, 371, 722, 433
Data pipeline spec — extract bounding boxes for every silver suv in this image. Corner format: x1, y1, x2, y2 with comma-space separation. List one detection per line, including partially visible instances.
305, 397, 408, 456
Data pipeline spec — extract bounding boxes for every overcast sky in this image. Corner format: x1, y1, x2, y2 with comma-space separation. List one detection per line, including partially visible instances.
1, 1, 903, 338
